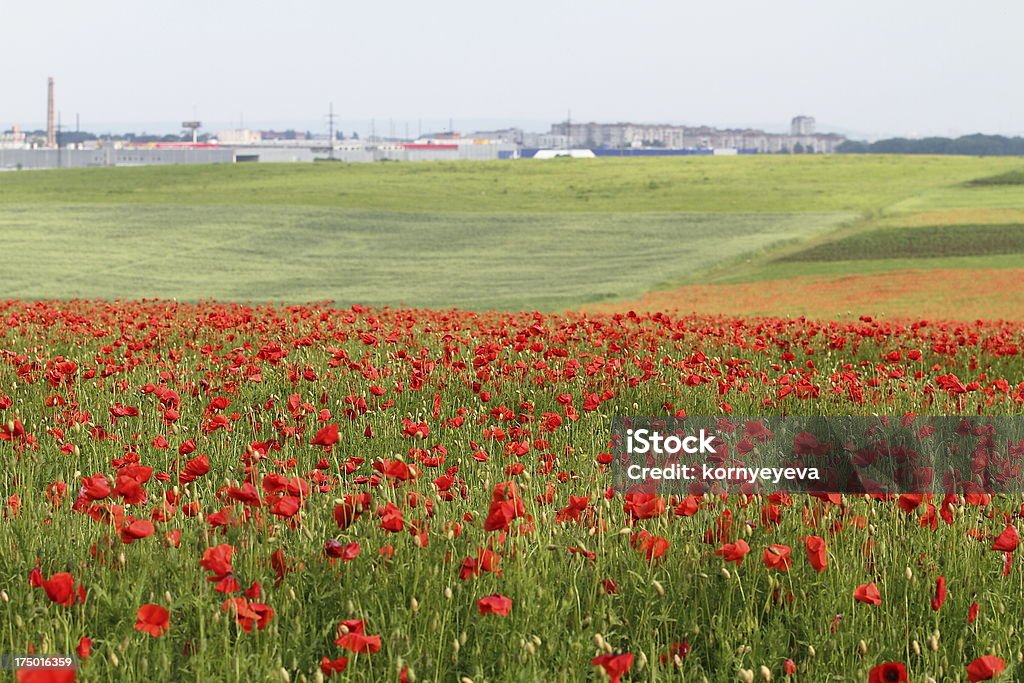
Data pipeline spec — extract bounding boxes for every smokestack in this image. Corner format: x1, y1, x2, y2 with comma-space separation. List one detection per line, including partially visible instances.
46, 77, 56, 148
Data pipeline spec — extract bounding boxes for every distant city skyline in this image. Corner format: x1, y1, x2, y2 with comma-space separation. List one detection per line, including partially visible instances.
2, 0, 1022, 139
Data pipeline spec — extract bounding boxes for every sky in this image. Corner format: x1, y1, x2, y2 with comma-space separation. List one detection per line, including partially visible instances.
2, 0, 1023, 139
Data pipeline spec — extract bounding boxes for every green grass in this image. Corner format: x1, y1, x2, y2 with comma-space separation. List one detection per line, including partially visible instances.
0, 204, 848, 310
707, 253, 1024, 284
777, 224, 1024, 262
2, 156, 1023, 310
1, 156, 1019, 213
965, 169, 1024, 186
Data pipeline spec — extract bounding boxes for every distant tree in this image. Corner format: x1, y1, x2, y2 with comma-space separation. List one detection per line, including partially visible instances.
838, 133, 1024, 155
351, 131, 359, 140
794, 142, 805, 154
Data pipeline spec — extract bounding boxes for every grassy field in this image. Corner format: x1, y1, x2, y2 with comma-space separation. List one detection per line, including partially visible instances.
2, 156, 1023, 315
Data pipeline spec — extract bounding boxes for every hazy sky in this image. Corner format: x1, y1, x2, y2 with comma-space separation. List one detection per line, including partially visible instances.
3, 0, 1023, 138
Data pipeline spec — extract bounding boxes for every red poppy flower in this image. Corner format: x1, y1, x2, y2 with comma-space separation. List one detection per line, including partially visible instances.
76, 636, 92, 659
991, 525, 1019, 552
931, 575, 947, 611
592, 653, 634, 683
715, 539, 750, 565
966, 655, 1006, 682
334, 620, 382, 654
39, 572, 85, 607
868, 662, 908, 683
135, 604, 170, 637
320, 657, 349, 676
762, 544, 793, 571
120, 519, 155, 544
477, 594, 512, 617
854, 582, 882, 605
967, 601, 980, 624
311, 424, 340, 448
805, 535, 827, 572
16, 670, 76, 683
200, 544, 235, 578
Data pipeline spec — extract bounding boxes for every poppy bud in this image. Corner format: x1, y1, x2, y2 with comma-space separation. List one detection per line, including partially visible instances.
0, 591, 7, 603
738, 669, 755, 683
857, 640, 867, 656
410, 597, 419, 612
452, 639, 460, 654
905, 567, 913, 580
759, 665, 772, 682
15, 615, 23, 629
164, 591, 172, 603
278, 668, 290, 683
110, 652, 120, 667
73, 445, 80, 456
927, 636, 939, 652
444, 587, 453, 600
593, 633, 606, 650
807, 646, 816, 658
460, 678, 474, 683
637, 652, 648, 671
912, 640, 921, 655
118, 552, 126, 566
721, 567, 732, 580
289, 588, 298, 601
459, 631, 467, 646
652, 580, 665, 597
314, 672, 325, 683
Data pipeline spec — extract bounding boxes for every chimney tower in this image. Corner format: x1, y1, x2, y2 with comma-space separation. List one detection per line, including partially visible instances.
46, 77, 56, 148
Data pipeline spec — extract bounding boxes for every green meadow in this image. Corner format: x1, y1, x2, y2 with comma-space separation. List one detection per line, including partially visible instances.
1, 156, 1022, 310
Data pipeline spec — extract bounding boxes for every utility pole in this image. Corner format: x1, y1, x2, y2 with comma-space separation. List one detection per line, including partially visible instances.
326, 102, 338, 159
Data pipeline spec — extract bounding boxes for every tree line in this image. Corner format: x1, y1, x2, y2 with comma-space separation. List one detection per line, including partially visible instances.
838, 134, 1024, 156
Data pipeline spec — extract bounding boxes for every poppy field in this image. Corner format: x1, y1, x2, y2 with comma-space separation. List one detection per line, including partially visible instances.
2, 299, 1024, 682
